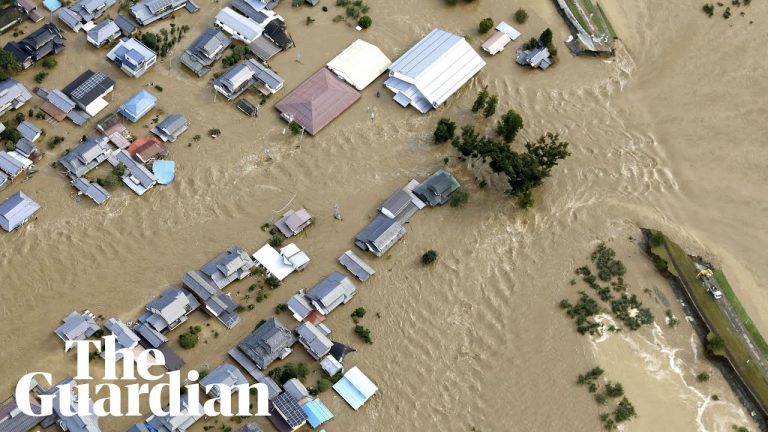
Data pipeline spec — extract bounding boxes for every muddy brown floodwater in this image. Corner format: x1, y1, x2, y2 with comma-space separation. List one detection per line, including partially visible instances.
1, 0, 767, 431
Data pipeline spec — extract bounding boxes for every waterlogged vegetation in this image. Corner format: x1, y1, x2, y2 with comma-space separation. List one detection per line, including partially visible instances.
702, 0, 752, 20
577, 367, 636, 430
561, 243, 653, 335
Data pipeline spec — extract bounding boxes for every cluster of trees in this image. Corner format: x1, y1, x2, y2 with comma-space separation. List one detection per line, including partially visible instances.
140, 24, 190, 57
577, 367, 636, 429
268, 362, 309, 384
354, 325, 372, 343
478, 17, 494, 34
471, 87, 498, 118
222, 44, 250, 67
97, 163, 127, 189
522, 28, 556, 56
0, 49, 20, 80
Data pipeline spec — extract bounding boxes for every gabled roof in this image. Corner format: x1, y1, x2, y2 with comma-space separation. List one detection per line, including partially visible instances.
332, 366, 377, 410
114, 149, 157, 194
274, 68, 361, 135
72, 176, 110, 205
496, 21, 521, 40
181, 28, 230, 76
86, 19, 120, 45
282, 378, 308, 402
274, 208, 311, 237
142, 287, 199, 332
0, 79, 32, 114
326, 39, 391, 91
305, 272, 356, 315
338, 250, 375, 282
103, 318, 140, 358
127, 136, 166, 163
412, 169, 460, 206
58, 136, 112, 177
0, 151, 26, 177
199, 245, 255, 289
53, 311, 99, 343
119, 89, 156, 122
16, 121, 41, 142
354, 214, 407, 256
0, 191, 40, 231
385, 29, 485, 113
150, 113, 188, 142
301, 398, 334, 428
296, 321, 332, 360
215, 7, 262, 43
199, 363, 248, 397
129, 0, 190, 25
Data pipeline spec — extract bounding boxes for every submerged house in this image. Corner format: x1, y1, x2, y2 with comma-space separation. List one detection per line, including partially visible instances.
58, 136, 112, 177
338, 250, 375, 282
214, 59, 283, 100
129, 0, 198, 26
0, 191, 40, 231
252, 242, 309, 281
180, 28, 230, 76
102, 318, 140, 359
37, 88, 88, 125
232, 317, 296, 370
57, 0, 116, 32
138, 287, 200, 334
481, 21, 520, 55
380, 179, 426, 223
326, 39, 391, 91
86, 19, 121, 47
191, 246, 255, 290
215, 7, 261, 43
4, 23, 66, 69
18, 0, 44, 22
274, 68, 361, 136
333, 367, 377, 411
14, 137, 44, 163
354, 215, 407, 257
0, 5, 25, 34
305, 272, 356, 315
39, 377, 101, 431
112, 149, 157, 195
274, 207, 312, 237
296, 321, 332, 360
150, 113, 188, 142
199, 363, 248, 397
72, 176, 110, 205
62, 70, 115, 116
0, 79, 32, 116
385, 28, 485, 113
106, 37, 157, 77
127, 136, 167, 163
269, 392, 307, 432
0, 394, 44, 431
412, 169, 460, 206
53, 311, 100, 346
17, 121, 41, 142
516, 46, 552, 70
119, 89, 156, 122
146, 395, 202, 432
228, 2, 292, 50
0, 151, 30, 180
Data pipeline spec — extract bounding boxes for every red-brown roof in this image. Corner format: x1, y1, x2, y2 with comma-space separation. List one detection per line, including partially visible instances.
274, 68, 361, 136
304, 309, 326, 326
40, 101, 67, 122
127, 136, 166, 163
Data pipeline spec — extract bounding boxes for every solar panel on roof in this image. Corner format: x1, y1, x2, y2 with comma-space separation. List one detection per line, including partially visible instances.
70, 73, 106, 100
273, 393, 307, 427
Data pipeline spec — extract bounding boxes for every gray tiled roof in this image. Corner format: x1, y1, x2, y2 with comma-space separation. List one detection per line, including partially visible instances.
306, 272, 356, 315
412, 169, 460, 206
236, 317, 296, 369
296, 321, 332, 360
86, 19, 120, 46
58, 136, 112, 177
354, 214, 407, 257
150, 113, 188, 142
0, 191, 40, 231
199, 363, 248, 397
0, 79, 32, 116
53, 311, 99, 342
338, 250, 375, 282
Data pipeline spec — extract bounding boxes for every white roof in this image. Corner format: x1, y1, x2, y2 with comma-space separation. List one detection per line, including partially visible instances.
215, 7, 262, 43
326, 39, 392, 91
252, 244, 294, 281
320, 355, 342, 376
280, 243, 310, 269
496, 21, 521, 40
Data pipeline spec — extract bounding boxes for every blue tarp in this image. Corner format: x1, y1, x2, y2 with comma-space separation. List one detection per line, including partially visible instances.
43, 0, 61, 11
120, 90, 157, 123
152, 160, 175, 185
301, 399, 334, 428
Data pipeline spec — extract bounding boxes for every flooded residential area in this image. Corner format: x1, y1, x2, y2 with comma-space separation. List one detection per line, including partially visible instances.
0, 0, 767, 431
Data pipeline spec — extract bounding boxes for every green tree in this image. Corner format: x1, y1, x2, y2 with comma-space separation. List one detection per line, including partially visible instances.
354, 325, 372, 343
471, 88, 489, 113
288, 121, 302, 135
0, 49, 20, 80
539, 28, 553, 47
266, 275, 281, 288
141, 33, 159, 51
357, 15, 372, 28
518, 189, 534, 209
697, 372, 710, 382
421, 250, 438, 265
178, 332, 198, 349
478, 18, 494, 34
514, 8, 528, 24
450, 189, 469, 207
496, 110, 523, 143
316, 378, 332, 393
613, 397, 636, 422
483, 95, 498, 118
434, 118, 457, 143
42, 57, 58, 69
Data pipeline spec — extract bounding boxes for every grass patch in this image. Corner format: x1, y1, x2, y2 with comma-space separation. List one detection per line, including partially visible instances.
714, 269, 768, 358
564, 0, 591, 31
652, 232, 768, 411
596, 2, 617, 38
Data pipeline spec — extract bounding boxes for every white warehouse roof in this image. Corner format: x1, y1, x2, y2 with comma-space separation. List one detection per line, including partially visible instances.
385, 28, 485, 113
326, 39, 392, 91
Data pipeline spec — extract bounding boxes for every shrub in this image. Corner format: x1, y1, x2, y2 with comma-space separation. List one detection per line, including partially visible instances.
178, 331, 198, 349
518, 189, 534, 209
208, 128, 221, 138
514, 8, 528, 24
1, 125, 21, 144
483, 95, 498, 118
650, 231, 665, 247
351, 307, 366, 319
472, 88, 489, 113
265, 275, 281, 288
275, 303, 289, 313
269, 362, 309, 384
288, 121, 302, 135
450, 189, 469, 207
539, 28, 553, 48
478, 18, 494, 34
98, 173, 121, 189
34, 72, 48, 83
154, 85, 163, 92
269, 234, 284, 247
702, 3, 714, 17
316, 378, 332, 393
42, 57, 58, 69
306, 16, 315, 25
354, 325, 372, 344
434, 118, 457, 143
256, 289, 269, 303
613, 397, 636, 423
605, 382, 624, 397
0, 48, 21, 80
497, 110, 523, 143
697, 372, 710, 382
358, 15, 372, 28
421, 250, 438, 265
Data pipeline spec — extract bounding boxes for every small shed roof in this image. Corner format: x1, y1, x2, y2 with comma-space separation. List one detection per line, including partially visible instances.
332, 367, 377, 410
338, 250, 375, 282
301, 398, 334, 428
274, 68, 360, 135
496, 21, 521, 40
326, 39, 391, 90
481, 31, 511, 55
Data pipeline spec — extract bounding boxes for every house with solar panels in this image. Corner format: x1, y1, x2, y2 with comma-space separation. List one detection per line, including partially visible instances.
62, 70, 115, 117
385, 28, 485, 113
268, 391, 308, 431
106, 37, 157, 77
129, 0, 198, 26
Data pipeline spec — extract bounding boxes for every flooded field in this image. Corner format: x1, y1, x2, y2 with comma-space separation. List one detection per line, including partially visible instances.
1, 0, 767, 430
